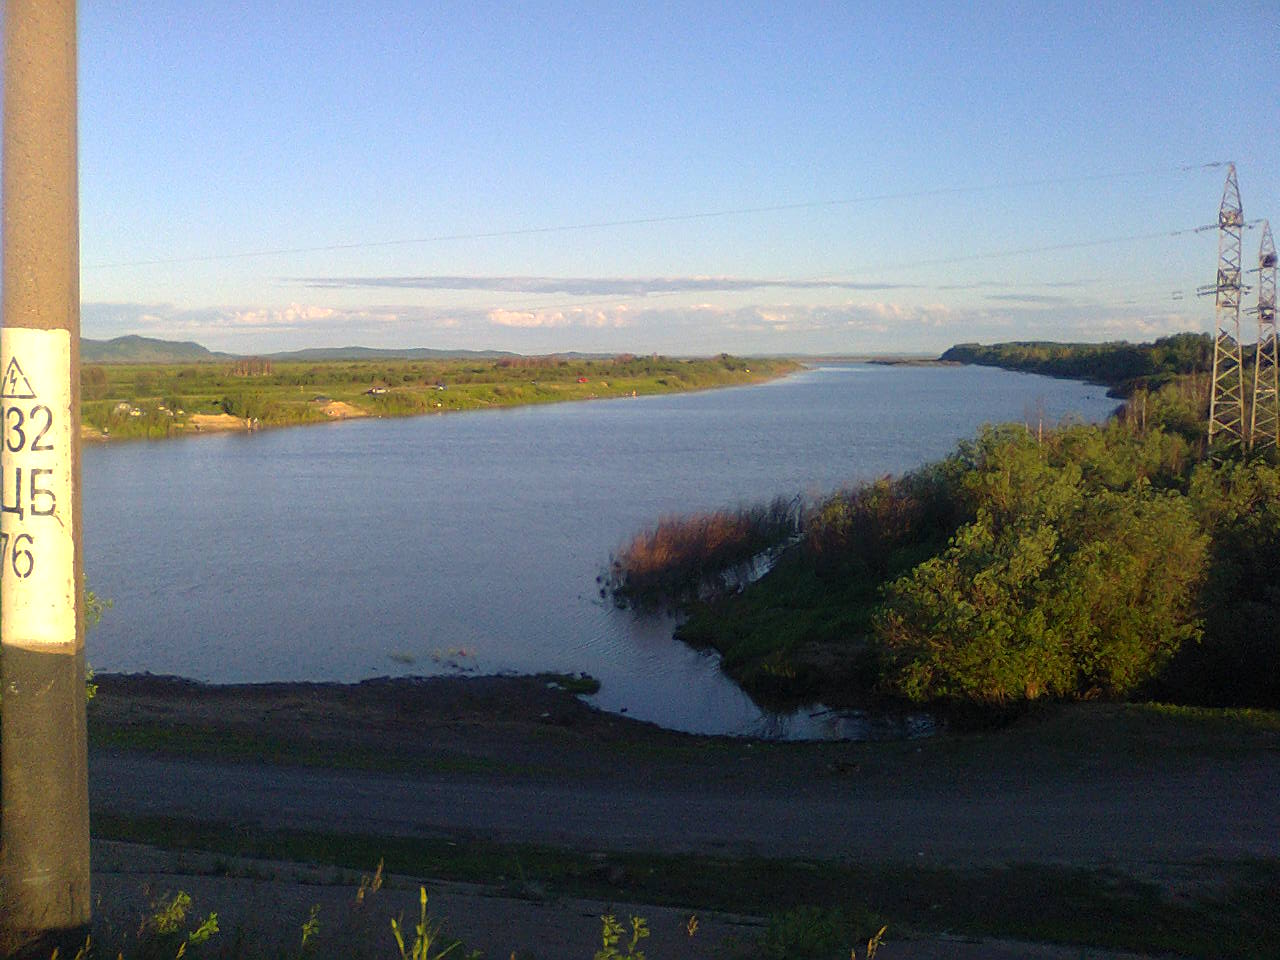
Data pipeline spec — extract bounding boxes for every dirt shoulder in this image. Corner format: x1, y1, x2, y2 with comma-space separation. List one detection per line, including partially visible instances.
90, 672, 652, 775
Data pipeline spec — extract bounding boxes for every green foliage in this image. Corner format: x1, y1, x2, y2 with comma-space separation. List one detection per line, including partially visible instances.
749, 907, 885, 960
0, 588, 109, 706
390, 887, 473, 960
298, 904, 321, 954
368, 391, 431, 416
876, 427, 1208, 703
1157, 459, 1280, 706
1046, 419, 1194, 492
81, 364, 109, 401
594, 914, 648, 960
757, 906, 844, 960
1119, 376, 1209, 445
535, 672, 602, 695
148, 891, 191, 935
83, 400, 181, 439
87, 589, 112, 631
219, 392, 269, 420
941, 334, 1213, 393
133, 890, 219, 959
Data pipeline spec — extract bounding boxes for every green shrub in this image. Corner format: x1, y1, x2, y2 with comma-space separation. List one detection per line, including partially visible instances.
220, 392, 270, 420
1158, 460, 1280, 705
875, 428, 1208, 704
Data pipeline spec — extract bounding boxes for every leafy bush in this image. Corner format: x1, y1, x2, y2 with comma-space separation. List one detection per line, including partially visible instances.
220, 392, 271, 420
875, 428, 1208, 704
1158, 460, 1280, 706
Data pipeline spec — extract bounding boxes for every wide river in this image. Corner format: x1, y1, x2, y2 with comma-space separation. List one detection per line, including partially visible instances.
84, 363, 1116, 738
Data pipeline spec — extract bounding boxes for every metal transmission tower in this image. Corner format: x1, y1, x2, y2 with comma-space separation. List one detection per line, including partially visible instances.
1250, 221, 1278, 450
1201, 163, 1247, 449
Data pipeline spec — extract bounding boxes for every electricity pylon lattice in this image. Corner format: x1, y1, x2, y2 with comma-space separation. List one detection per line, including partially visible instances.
1250, 221, 1278, 450
1201, 163, 1247, 449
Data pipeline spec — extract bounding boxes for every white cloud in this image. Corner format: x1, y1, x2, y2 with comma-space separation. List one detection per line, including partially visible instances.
488, 308, 567, 328
231, 303, 339, 327
80, 296, 1211, 357
486, 306, 631, 329
1080, 312, 1199, 338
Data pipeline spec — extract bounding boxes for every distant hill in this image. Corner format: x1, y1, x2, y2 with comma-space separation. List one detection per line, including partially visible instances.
79, 336, 703, 364
81, 335, 230, 363
79, 336, 526, 364
264, 345, 521, 361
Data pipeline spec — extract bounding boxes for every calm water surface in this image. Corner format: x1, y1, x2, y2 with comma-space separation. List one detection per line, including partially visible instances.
83, 364, 1116, 738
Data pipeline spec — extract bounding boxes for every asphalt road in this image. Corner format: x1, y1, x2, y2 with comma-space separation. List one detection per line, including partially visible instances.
90, 746, 1280, 867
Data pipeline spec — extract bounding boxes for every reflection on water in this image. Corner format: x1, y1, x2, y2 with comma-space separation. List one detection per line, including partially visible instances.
83, 363, 1115, 739
726, 704, 939, 741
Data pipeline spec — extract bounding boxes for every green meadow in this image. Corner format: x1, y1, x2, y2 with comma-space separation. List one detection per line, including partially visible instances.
78, 354, 801, 440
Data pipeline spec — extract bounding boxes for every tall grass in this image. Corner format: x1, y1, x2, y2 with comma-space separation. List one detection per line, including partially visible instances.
49, 862, 883, 959
604, 497, 800, 609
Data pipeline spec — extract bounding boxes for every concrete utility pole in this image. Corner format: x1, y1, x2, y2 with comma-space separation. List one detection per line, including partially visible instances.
0, 0, 90, 953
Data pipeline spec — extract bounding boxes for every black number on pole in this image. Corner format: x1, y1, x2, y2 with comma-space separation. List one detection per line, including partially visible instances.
11, 533, 33, 578
4, 406, 25, 453
0, 531, 35, 579
30, 405, 53, 451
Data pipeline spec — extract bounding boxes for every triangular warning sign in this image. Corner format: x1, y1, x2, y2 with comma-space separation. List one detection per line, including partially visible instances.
1, 358, 36, 400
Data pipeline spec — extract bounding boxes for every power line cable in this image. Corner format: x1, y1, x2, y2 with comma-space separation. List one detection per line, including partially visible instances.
84, 162, 1231, 271
278, 224, 1217, 297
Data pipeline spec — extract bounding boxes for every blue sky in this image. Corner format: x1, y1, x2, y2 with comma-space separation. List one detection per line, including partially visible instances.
52, 2, 1280, 353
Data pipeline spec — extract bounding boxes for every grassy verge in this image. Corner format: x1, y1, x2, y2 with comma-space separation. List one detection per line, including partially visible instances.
91, 814, 1280, 958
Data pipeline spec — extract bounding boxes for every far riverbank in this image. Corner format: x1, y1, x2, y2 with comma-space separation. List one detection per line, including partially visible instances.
80, 354, 802, 441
